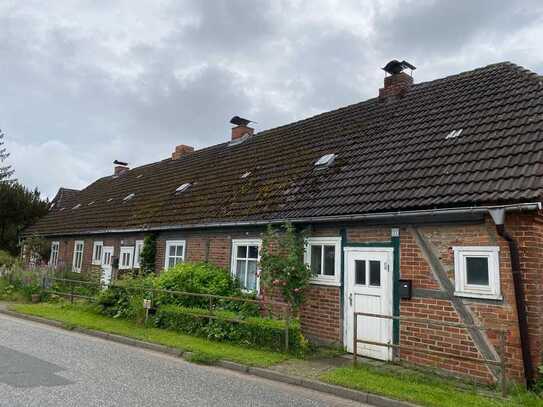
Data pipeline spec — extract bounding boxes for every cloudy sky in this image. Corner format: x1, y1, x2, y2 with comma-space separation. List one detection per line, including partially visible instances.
1, 0, 542, 199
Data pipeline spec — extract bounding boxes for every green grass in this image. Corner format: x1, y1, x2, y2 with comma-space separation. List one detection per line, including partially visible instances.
321, 365, 543, 407
11, 303, 289, 367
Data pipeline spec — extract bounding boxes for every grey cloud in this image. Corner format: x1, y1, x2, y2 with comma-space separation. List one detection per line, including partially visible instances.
1, 0, 543, 199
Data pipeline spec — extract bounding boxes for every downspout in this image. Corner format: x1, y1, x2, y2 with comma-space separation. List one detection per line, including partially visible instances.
489, 208, 534, 388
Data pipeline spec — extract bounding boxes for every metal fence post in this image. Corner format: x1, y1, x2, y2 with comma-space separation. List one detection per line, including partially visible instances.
353, 312, 358, 366
499, 330, 507, 398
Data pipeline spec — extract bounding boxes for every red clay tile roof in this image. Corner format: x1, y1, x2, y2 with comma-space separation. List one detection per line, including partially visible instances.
27, 62, 543, 236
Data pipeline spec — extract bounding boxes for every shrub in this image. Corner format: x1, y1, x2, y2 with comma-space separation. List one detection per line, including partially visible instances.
139, 234, 157, 275
0, 250, 17, 267
154, 304, 308, 355
260, 223, 312, 311
95, 275, 156, 321
156, 262, 243, 308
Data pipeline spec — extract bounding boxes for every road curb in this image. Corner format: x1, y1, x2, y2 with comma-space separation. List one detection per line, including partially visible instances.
0, 308, 417, 407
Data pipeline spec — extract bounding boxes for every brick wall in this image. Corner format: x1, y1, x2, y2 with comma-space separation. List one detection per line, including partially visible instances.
41, 212, 543, 383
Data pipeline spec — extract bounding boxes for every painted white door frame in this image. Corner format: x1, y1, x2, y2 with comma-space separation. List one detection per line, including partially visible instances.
343, 247, 394, 361
101, 246, 114, 286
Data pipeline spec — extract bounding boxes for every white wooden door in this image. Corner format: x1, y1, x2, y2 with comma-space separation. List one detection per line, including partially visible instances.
344, 247, 393, 361
101, 246, 114, 286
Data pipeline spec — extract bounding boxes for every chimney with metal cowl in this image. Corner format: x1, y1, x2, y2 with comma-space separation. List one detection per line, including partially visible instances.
379, 60, 416, 101
171, 144, 194, 160
113, 160, 129, 176
230, 116, 254, 141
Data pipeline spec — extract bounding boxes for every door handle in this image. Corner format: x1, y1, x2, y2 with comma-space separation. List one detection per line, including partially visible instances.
349, 293, 353, 306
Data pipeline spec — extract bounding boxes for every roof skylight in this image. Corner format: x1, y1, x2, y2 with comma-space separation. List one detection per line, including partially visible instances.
314, 153, 336, 169
175, 183, 191, 193
123, 193, 135, 201
445, 128, 463, 139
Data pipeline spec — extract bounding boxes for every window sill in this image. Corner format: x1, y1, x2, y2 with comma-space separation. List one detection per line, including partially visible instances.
309, 278, 340, 287
454, 291, 502, 301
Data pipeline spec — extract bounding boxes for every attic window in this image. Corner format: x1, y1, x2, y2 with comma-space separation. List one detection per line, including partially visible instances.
314, 153, 336, 169
72, 204, 81, 209
445, 128, 463, 139
123, 193, 135, 201
241, 171, 251, 179
175, 183, 191, 193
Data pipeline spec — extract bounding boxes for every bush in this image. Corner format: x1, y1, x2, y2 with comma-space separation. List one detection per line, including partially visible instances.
154, 304, 308, 355
95, 275, 156, 321
0, 250, 17, 267
156, 262, 244, 308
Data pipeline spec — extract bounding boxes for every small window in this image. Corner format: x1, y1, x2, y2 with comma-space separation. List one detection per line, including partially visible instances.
355, 260, 366, 285
445, 128, 463, 139
92, 241, 103, 265
133, 240, 144, 268
231, 239, 261, 292
305, 237, 341, 286
175, 183, 191, 193
49, 242, 60, 268
123, 193, 135, 201
164, 240, 186, 269
453, 246, 501, 300
314, 153, 335, 169
72, 240, 84, 273
119, 246, 134, 270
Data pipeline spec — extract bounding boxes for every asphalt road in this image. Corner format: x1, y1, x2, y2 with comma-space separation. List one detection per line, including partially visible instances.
0, 314, 365, 407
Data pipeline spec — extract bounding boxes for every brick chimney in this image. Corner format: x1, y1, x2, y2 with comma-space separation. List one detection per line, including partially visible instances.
172, 144, 194, 160
113, 160, 129, 176
114, 165, 129, 176
379, 60, 415, 101
230, 116, 254, 141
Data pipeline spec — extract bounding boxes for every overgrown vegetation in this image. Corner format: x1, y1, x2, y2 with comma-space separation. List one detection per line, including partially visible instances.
260, 223, 312, 311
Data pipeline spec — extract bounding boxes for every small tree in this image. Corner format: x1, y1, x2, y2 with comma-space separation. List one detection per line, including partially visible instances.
260, 223, 312, 312
139, 234, 157, 275
0, 129, 15, 183
22, 234, 49, 266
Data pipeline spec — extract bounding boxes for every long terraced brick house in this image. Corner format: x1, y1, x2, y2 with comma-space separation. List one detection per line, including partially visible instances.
25, 61, 543, 385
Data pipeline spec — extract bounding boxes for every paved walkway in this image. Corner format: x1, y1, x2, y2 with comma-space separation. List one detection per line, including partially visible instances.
0, 312, 366, 407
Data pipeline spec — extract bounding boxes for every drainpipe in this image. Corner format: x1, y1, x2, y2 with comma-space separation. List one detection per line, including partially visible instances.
489, 208, 534, 388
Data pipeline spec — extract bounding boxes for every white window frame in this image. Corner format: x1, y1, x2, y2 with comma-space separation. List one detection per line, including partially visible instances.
304, 237, 342, 286
133, 240, 144, 268
164, 240, 186, 269
453, 246, 501, 300
72, 240, 84, 273
49, 241, 60, 268
119, 246, 135, 270
231, 239, 262, 293
92, 241, 103, 265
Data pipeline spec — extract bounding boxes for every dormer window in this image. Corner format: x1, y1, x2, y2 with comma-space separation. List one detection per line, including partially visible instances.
175, 183, 191, 193
123, 193, 135, 201
315, 153, 336, 169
